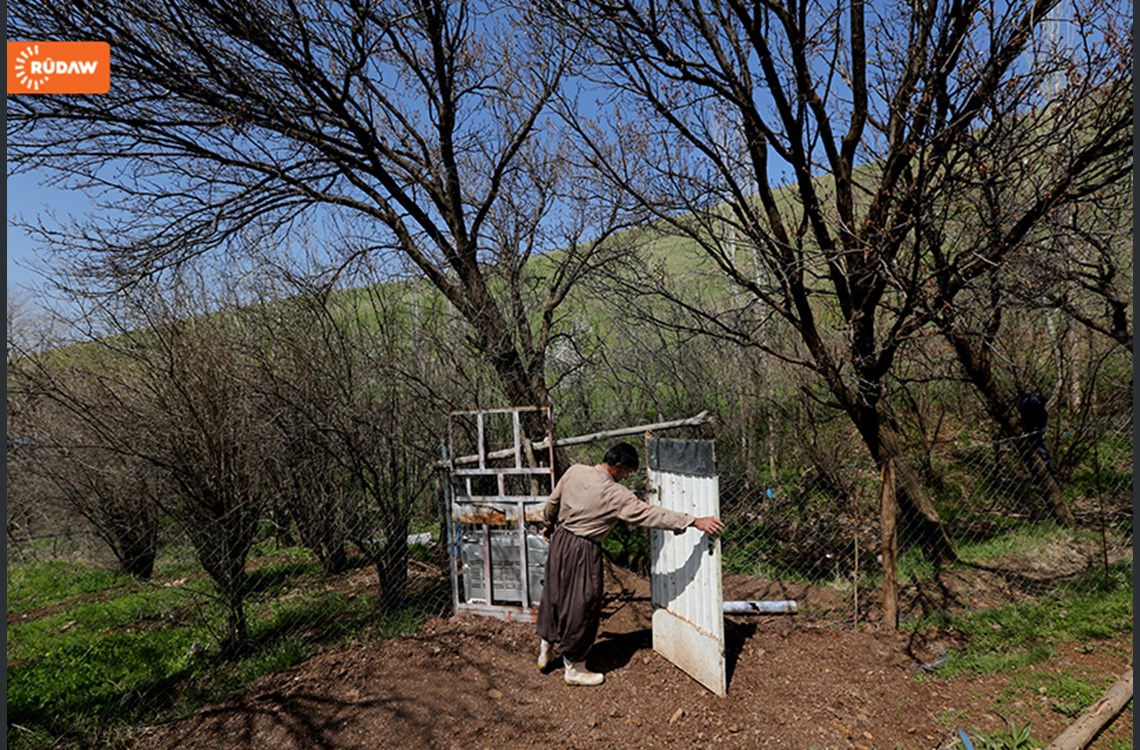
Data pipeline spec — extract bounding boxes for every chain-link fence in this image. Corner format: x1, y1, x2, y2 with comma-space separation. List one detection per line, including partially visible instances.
5, 395, 1132, 746
714, 412, 1133, 629
9, 409, 1130, 632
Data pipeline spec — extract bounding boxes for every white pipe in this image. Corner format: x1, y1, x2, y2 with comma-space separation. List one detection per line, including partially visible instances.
723, 600, 797, 615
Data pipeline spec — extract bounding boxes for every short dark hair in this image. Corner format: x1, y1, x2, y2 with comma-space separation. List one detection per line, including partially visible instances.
603, 442, 640, 471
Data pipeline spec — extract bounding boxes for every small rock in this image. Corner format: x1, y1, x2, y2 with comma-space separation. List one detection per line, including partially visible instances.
670, 708, 685, 724
487, 689, 503, 700
728, 726, 741, 733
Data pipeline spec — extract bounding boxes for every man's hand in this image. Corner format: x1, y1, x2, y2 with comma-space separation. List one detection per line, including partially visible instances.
542, 524, 555, 541
692, 516, 725, 536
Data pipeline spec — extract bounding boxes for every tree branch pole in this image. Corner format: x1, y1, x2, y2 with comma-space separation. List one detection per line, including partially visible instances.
880, 458, 899, 630
1045, 667, 1132, 750
440, 411, 712, 467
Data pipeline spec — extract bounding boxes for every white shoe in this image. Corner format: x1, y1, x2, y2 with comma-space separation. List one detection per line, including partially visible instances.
563, 659, 604, 686
536, 639, 560, 671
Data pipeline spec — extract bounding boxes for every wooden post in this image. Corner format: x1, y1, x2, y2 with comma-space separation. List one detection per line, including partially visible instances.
1045, 667, 1132, 750
852, 530, 859, 629
880, 458, 899, 630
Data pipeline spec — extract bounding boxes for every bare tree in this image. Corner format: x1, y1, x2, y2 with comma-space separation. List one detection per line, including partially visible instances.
7, 0, 629, 430
10, 296, 163, 572
935, 282, 1075, 522
934, 257, 1130, 513
1005, 198, 1133, 353
11, 275, 274, 657
923, 53, 1132, 523
550, 0, 1131, 556
243, 265, 459, 613
14, 397, 162, 578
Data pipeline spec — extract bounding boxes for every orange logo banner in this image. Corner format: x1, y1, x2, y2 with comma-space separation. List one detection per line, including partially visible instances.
8, 41, 110, 94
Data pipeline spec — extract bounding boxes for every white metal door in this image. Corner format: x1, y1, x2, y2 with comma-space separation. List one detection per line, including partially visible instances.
646, 438, 726, 697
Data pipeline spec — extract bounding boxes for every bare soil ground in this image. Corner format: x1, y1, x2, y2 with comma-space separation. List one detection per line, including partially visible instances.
131, 561, 1132, 750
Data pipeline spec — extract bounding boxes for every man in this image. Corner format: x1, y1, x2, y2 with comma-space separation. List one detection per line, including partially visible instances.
535, 441, 725, 686
1017, 391, 1054, 474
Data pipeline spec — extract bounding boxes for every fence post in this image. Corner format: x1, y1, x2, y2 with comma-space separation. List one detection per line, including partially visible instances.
880, 458, 899, 630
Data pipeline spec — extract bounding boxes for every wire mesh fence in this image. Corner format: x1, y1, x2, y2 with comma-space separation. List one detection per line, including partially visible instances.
717, 412, 1132, 625
8, 409, 1131, 632
5, 399, 1132, 746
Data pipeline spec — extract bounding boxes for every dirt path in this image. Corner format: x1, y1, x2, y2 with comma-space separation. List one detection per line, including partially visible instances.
133, 568, 1132, 750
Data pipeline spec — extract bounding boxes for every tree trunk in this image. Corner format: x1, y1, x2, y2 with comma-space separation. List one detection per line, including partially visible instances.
107, 509, 157, 579
880, 459, 899, 630
205, 547, 251, 659
1045, 667, 1132, 750
881, 442, 958, 564
376, 527, 410, 615
853, 405, 957, 563
193, 504, 255, 659
119, 535, 157, 579
1016, 442, 1075, 526
305, 498, 349, 575
463, 277, 550, 419
944, 328, 1076, 527
220, 585, 250, 659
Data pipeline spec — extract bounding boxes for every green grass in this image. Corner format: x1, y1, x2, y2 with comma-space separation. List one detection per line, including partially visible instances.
1036, 672, 1112, 718
7, 582, 209, 749
906, 559, 1132, 679
951, 521, 1084, 566
7, 561, 129, 615
898, 545, 937, 581
989, 668, 1121, 724
1101, 740, 1134, 750
6, 555, 442, 750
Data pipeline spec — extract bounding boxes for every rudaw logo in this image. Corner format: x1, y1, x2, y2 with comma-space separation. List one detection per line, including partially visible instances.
8, 41, 110, 94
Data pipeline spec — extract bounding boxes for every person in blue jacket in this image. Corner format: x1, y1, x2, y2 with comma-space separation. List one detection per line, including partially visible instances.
1017, 391, 1053, 475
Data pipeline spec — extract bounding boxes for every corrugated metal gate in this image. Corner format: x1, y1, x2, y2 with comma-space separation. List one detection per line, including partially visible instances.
646, 437, 726, 696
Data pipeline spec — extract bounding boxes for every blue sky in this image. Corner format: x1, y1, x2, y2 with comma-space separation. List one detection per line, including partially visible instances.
2, 0, 1092, 321
6, 171, 95, 313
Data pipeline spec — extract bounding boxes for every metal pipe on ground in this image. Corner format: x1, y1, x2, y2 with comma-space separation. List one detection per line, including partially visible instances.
722, 600, 797, 615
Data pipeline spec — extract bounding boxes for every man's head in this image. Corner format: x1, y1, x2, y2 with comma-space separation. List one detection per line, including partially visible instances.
602, 442, 640, 480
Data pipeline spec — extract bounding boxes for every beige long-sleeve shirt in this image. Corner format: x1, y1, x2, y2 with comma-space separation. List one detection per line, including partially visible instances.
542, 463, 695, 543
